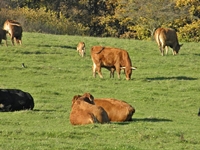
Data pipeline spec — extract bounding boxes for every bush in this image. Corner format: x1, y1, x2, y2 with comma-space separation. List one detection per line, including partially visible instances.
178, 20, 200, 42
0, 8, 89, 35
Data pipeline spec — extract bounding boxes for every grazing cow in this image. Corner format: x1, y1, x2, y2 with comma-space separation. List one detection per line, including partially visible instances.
94, 98, 135, 122
0, 29, 7, 46
77, 42, 86, 57
3, 19, 23, 45
70, 93, 110, 125
154, 28, 182, 56
0, 89, 34, 112
91, 46, 136, 80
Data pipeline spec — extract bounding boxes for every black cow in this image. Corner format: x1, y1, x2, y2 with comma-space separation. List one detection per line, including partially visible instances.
0, 89, 34, 112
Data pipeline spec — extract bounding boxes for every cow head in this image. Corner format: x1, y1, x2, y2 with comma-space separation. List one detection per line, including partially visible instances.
121, 67, 137, 80
72, 93, 95, 106
173, 44, 183, 55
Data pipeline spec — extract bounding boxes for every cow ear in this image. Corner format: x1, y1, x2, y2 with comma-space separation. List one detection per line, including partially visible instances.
180, 44, 183, 47
73, 95, 80, 100
85, 93, 94, 102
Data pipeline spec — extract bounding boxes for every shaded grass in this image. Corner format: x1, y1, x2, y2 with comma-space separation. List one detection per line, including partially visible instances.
0, 32, 200, 149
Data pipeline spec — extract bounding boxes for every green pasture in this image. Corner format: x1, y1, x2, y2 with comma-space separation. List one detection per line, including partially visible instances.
0, 32, 199, 150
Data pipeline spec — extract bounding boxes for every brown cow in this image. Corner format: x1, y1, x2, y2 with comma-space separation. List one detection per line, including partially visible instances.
91, 46, 136, 80
94, 98, 135, 122
70, 93, 110, 125
0, 29, 7, 46
77, 42, 86, 57
154, 28, 182, 56
3, 19, 23, 45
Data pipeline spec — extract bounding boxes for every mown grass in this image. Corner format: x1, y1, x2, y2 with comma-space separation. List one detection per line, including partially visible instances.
0, 32, 200, 150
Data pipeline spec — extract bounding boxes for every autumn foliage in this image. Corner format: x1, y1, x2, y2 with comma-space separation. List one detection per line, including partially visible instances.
0, 0, 199, 41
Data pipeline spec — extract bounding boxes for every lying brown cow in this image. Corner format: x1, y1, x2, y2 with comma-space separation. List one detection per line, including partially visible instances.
94, 98, 135, 122
70, 93, 110, 125
91, 46, 136, 80
3, 19, 23, 45
154, 28, 182, 56
77, 42, 86, 57
0, 28, 7, 46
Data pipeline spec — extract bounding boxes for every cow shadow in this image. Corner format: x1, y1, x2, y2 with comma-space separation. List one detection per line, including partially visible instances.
33, 109, 56, 112
112, 117, 172, 125
37, 44, 76, 50
194, 53, 200, 56
132, 118, 172, 122
146, 76, 197, 81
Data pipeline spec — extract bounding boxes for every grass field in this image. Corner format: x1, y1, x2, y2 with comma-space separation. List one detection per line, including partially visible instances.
0, 32, 200, 150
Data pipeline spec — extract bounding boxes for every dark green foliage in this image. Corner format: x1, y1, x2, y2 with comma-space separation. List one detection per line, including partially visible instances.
0, 0, 199, 41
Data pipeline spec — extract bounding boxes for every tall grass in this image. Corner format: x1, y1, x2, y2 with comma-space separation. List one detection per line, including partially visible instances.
0, 33, 199, 149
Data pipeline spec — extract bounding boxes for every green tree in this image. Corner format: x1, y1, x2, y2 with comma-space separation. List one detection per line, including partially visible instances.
114, 0, 190, 38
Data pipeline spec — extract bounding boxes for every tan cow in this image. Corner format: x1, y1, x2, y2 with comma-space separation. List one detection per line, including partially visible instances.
154, 28, 182, 56
94, 98, 135, 122
3, 19, 23, 45
77, 42, 86, 57
91, 46, 136, 80
0, 29, 7, 46
70, 93, 110, 125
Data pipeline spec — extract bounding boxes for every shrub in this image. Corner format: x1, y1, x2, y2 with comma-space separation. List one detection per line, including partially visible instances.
178, 20, 200, 42
0, 8, 89, 35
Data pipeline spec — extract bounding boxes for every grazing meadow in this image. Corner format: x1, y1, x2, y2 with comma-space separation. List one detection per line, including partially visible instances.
0, 32, 200, 150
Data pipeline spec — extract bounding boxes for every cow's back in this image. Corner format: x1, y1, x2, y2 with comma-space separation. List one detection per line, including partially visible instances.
91, 46, 130, 67
154, 28, 179, 46
94, 98, 135, 122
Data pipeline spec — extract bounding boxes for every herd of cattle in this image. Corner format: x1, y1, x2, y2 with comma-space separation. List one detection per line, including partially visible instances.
0, 19, 183, 125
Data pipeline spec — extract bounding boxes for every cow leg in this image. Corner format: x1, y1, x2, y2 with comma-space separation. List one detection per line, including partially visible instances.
92, 64, 96, 78
110, 68, 115, 78
16, 37, 22, 45
160, 46, 164, 56
11, 36, 15, 45
93, 63, 103, 78
19, 40, 22, 45
115, 67, 121, 79
172, 49, 176, 55
5, 39, 8, 46
97, 67, 103, 78
159, 46, 163, 56
165, 46, 169, 55
81, 50, 84, 57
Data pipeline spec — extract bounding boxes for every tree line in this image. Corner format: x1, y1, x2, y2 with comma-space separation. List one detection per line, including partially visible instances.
0, 0, 199, 41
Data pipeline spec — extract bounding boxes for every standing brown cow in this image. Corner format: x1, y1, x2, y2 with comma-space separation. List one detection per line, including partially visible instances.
3, 19, 23, 45
70, 93, 110, 125
77, 42, 86, 57
0, 29, 7, 46
154, 28, 182, 56
91, 46, 136, 80
94, 98, 135, 122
